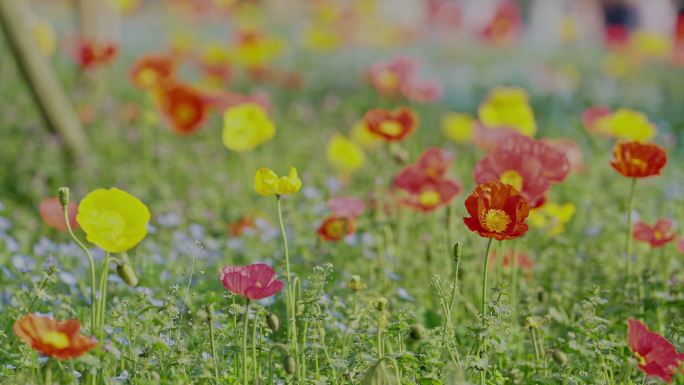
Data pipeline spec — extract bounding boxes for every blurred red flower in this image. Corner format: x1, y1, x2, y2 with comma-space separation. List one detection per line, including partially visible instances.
479, 0, 521, 46
220, 263, 284, 301
73, 39, 118, 70
14, 314, 96, 360
463, 181, 529, 241
40, 197, 78, 232
364, 107, 417, 142
394, 148, 461, 212
130, 54, 176, 90
155, 81, 209, 134
633, 219, 676, 248
627, 319, 684, 383
317, 216, 356, 242
610, 142, 667, 178
474, 136, 569, 208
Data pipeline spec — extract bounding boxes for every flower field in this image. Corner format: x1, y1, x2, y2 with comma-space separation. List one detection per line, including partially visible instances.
1, 1, 684, 384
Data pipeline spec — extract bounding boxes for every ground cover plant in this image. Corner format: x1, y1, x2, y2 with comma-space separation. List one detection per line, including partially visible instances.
1, 0, 684, 384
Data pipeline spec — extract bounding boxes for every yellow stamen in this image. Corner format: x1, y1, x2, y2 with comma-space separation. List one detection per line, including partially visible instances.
42, 331, 69, 349
378, 121, 402, 137
418, 190, 441, 208
484, 209, 511, 233
499, 170, 523, 192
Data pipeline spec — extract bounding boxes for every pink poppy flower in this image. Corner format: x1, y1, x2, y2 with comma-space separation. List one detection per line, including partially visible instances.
39, 197, 78, 232
633, 219, 676, 248
394, 147, 453, 193
328, 197, 365, 218
401, 180, 461, 212
627, 319, 684, 383
220, 263, 284, 301
473, 124, 525, 152
367, 56, 420, 98
582, 105, 612, 135
474, 136, 570, 208
542, 138, 585, 173
479, 0, 521, 46
401, 78, 443, 103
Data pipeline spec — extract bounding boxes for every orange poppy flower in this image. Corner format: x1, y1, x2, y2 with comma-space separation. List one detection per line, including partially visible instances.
13, 314, 97, 359
317, 215, 356, 242
610, 142, 667, 178
363, 107, 418, 142
155, 81, 209, 134
130, 54, 176, 90
463, 181, 529, 241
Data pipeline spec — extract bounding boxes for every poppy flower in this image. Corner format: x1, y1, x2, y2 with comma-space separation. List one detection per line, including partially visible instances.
328, 197, 365, 218
317, 216, 356, 241
463, 181, 529, 241
254, 167, 302, 196
222, 103, 275, 153
394, 147, 453, 192
474, 136, 570, 208
479, 0, 521, 46
583, 105, 613, 136
402, 180, 461, 212
40, 197, 78, 232
155, 81, 209, 134
542, 138, 584, 173
401, 78, 443, 103
593, 109, 657, 143
610, 142, 667, 178
363, 107, 418, 142
478, 87, 536, 137
220, 263, 284, 301
130, 54, 176, 90
13, 314, 97, 360
72, 39, 118, 70
473, 124, 525, 152
76, 188, 151, 253
528, 202, 576, 236
633, 219, 676, 248
442, 112, 475, 144
327, 134, 365, 174
229, 216, 256, 237
627, 319, 684, 383
232, 28, 283, 71
367, 56, 420, 98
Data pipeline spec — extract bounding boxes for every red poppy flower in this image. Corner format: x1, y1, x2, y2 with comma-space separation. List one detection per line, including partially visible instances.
394, 147, 453, 192
479, 0, 521, 46
130, 54, 176, 90
220, 263, 284, 301
627, 319, 684, 383
73, 39, 118, 70
39, 197, 78, 232
610, 142, 668, 178
13, 314, 97, 360
367, 56, 420, 98
155, 81, 209, 134
474, 136, 570, 208
633, 219, 676, 248
317, 215, 356, 242
364, 107, 418, 142
402, 180, 461, 212
229, 216, 256, 237
464, 181, 529, 241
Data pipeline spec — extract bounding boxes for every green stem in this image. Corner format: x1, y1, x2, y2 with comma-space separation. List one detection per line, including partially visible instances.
208, 310, 220, 384
252, 309, 259, 382
479, 238, 495, 385
624, 178, 637, 278
63, 206, 97, 334
242, 300, 251, 385
96, 252, 111, 339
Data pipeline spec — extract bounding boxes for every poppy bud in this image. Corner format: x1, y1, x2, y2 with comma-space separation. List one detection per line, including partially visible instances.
409, 324, 426, 341
116, 263, 139, 286
296, 303, 305, 316
452, 242, 462, 266
283, 355, 297, 374
551, 350, 568, 366
58, 187, 70, 208
348, 275, 364, 291
266, 313, 280, 333
206, 304, 214, 322
376, 297, 387, 312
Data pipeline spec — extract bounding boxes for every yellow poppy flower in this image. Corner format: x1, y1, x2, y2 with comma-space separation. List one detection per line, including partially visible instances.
222, 103, 275, 153
603, 108, 656, 143
528, 202, 575, 236
441, 112, 475, 143
76, 188, 151, 253
327, 134, 365, 174
478, 87, 536, 137
255, 167, 301, 196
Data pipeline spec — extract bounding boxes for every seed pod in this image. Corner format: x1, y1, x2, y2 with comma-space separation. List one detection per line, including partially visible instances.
409, 324, 426, 341
283, 355, 297, 374
116, 263, 139, 286
58, 187, 70, 208
348, 275, 364, 291
552, 350, 568, 366
266, 313, 280, 333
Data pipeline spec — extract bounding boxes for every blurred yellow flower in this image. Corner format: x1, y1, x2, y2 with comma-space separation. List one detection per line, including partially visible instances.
304, 26, 341, 51
76, 188, 151, 253
528, 202, 575, 236
222, 103, 275, 153
441, 112, 475, 143
602, 52, 638, 79
350, 120, 382, 148
111, 0, 141, 14
327, 134, 365, 173
232, 30, 283, 69
32, 19, 56, 57
255, 167, 302, 196
595, 108, 656, 142
478, 87, 536, 137
632, 31, 672, 60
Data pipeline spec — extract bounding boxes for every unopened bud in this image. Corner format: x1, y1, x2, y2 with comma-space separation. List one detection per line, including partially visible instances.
58, 187, 70, 208
551, 350, 568, 366
348, 275, 364, 292
266, 313, 280, 333
376, 297, 387, 312
409, 324, 426, 341
452, 242, 462, 266
283, 355, 297, 374
206, 304, 214, 322
116, 263, 139, 286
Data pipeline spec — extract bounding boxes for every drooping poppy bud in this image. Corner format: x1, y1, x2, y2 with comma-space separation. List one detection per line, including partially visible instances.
116, 263, 139, 286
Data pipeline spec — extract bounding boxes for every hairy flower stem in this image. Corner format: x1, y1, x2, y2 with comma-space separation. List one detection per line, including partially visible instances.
478, 238, 495, 385
96, 252, 111, 339
207, 306, 220, 385
63, 207, 97, 334
242, 300, 251, 385
624, 178, 637, 278
276, 196, 298, 354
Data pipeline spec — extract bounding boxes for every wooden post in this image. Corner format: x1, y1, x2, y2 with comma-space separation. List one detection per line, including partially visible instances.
0, 0, 90, 160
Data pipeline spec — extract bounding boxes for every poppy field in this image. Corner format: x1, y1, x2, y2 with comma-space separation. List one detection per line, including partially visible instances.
2, 1, 684, 384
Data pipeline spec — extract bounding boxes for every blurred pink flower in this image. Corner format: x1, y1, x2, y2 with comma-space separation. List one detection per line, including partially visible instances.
328, 197, 365, 218
473, 124, 524, 152
542, 138, 585, 173
220, 263, 284, 301
633, 219, 676, 248
582, 105, 612, 135
40, 197, 78, 232
401, 79, 443, 103
394, 147, 453, 193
